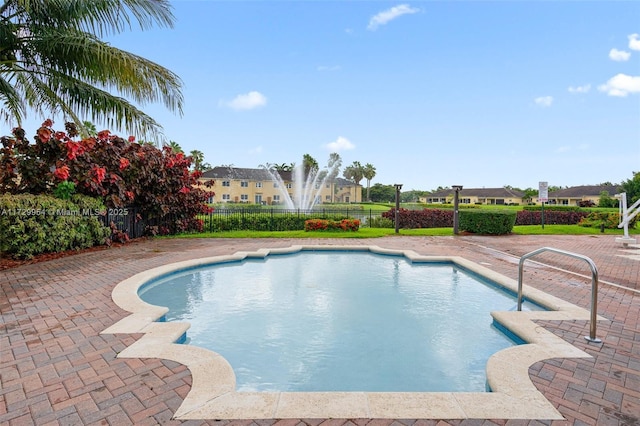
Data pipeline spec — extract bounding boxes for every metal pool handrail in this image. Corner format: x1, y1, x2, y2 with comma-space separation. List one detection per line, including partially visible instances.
517, 247, 602, 343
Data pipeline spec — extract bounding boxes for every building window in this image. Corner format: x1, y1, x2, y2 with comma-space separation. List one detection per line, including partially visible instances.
325, 195, 331, 200
240, 194, 248, 202
256, 182, 262, 188
222, 194, 230, 201
255, 195, 262, 204
222, 180, 230, 187
314, 183, 320, 189
241, 181, 248, 187
273, 182, 279, 188
326, 183, 330, 188
286, 183, 292, 189
274, 195, 280, 202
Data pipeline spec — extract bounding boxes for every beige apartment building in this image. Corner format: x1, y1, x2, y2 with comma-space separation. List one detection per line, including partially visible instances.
544, 185, 621, 206
420, 185, 620, 206
200, 167, 362, 205
422, 187, 526, 205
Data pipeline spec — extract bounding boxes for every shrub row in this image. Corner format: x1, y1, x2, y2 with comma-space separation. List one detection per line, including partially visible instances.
304, 219, 360, 231
380, 207, 606, 230
203, 213, 353, 232
381, 208, 454, 228
515, 210, 589, 225
459, 210, 517, 235
578, 212, 635, 229
522, 205, 583, 212
0, 194, 111, 259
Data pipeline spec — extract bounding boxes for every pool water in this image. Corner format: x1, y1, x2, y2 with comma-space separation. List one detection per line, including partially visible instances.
139, 251, 542, 392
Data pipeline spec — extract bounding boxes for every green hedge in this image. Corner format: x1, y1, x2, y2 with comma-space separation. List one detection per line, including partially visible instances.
458, 210, 517, 235
0, 194, 111, 259
203, 213, 352, 232
522, 205, 583, 212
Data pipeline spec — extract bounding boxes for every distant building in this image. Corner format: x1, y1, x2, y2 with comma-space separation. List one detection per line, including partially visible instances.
546, 185, 621, 206
421, 187, 525, 205
200, 166, 362, 205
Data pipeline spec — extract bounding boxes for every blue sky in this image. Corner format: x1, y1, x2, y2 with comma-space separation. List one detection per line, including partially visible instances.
16, 1, 640, 191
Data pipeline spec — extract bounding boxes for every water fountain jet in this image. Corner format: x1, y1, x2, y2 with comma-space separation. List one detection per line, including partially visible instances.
262, 155, 341, 211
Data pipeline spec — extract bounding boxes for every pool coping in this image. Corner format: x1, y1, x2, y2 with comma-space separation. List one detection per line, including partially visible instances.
100, 244, 605, 420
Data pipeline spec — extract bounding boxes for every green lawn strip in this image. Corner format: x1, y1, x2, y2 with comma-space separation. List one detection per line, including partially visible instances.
512, 225, 627, 235
168, 224, 632, 239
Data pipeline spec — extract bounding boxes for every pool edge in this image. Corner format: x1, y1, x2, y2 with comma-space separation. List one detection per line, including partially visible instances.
100, 244, 598, 420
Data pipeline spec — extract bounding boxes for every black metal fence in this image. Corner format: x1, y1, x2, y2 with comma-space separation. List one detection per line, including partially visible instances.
100, 207, 389, 239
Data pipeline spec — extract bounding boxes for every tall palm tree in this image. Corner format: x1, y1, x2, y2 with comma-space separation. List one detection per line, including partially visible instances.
0, 0, 183, 141
189, 149, 205, 171
166, 140, 182, 153
363, 163, 376, 202
343, 161, 364, 203
327, 152, 342, 202
302, 153, 318, 178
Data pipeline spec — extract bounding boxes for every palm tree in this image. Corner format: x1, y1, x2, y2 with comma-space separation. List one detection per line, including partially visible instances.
302, 154, 318, 178
0, 0, 183, 141
363, 163, 376, 202
343, 161, 364, 203
81, 120, 97, 137
166, 140, 182, 154
326, 152, 342, 202
189, 149, 205, 171
273, 163, 292, 172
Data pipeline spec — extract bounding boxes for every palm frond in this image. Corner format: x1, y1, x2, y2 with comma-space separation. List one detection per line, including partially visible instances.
4, 0, 174, 36
0, 0, 181, 138
0, 75, 25, 125
25, 28, 183, 112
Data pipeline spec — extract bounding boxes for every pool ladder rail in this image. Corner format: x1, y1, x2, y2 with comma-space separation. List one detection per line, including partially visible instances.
516, 247, 602, 344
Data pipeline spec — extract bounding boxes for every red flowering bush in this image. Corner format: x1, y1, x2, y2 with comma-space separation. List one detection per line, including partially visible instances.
382, 208, 454, 229
0, 120, 215, 235
304, 218, 360, 232
515, 210, 589, 226
305, 219, 329, 231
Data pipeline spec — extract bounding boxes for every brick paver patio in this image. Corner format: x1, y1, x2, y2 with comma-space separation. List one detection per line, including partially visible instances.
1, 234, 639, 425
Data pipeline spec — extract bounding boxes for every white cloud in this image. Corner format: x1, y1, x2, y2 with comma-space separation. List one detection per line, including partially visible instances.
598, 73, 640, 97
609, 48, 630, 62
325, 136, 355, 152
629, 33, 640, 51
222, 91, 267, 110
556, 146, 571, 153
367, 4, 420, 31
568, 84, 591, 94
317, 65, 341, 72
534, 96, 553, 107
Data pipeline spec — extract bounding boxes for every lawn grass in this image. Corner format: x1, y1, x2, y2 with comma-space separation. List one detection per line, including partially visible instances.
512, 224, 627, 235
169, 224, 632, 239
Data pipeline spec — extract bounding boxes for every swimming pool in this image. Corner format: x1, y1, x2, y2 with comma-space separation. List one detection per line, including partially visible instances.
138, 251, 542, 392
102, 244, 595, 419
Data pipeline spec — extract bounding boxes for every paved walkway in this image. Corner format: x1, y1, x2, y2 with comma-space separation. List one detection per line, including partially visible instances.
1, 234, 639, 425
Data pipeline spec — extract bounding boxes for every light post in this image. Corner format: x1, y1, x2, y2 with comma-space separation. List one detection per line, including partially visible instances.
452, 185, 463, 235
394, 183, 403, 234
